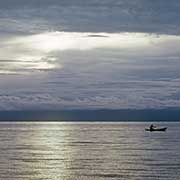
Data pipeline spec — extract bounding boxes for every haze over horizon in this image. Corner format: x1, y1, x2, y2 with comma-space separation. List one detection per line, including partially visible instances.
1, 0, 180, 111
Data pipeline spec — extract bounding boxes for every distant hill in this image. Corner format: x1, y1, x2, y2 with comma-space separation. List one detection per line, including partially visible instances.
0, 109, 180, 121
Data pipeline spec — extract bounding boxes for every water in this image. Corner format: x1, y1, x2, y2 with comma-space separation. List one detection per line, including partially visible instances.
0, 122, 179, 180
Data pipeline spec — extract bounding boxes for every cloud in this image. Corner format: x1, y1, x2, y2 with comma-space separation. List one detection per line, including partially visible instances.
1, 0, 180, 34
1, 87, 180, 110
1, 1, 180, 110
1, 31, 180, 75
1, 33, 180, 110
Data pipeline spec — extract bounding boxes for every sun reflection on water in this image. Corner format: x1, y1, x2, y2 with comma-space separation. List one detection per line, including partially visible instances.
0, 122, 179, 179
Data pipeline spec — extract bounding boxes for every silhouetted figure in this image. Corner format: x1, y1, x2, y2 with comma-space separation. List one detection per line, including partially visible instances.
150, 124, 155, 131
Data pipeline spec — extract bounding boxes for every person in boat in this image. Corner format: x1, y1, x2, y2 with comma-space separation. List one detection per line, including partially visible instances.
150, 124, 156, 131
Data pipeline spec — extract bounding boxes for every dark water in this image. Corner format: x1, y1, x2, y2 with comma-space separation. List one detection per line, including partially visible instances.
0, 122, 179, 180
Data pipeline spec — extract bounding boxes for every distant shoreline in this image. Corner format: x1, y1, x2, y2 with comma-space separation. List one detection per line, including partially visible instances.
0, 120, 180, 121
0, 109, 180, 121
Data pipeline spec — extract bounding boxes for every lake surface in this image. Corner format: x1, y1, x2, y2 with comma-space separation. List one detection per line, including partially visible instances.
0, 122, 179, 180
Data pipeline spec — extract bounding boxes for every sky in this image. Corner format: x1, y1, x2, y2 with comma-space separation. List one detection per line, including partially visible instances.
1, 0, 180, 110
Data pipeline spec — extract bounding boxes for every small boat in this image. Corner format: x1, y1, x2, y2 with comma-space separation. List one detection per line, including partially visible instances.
145, 127, 167, 132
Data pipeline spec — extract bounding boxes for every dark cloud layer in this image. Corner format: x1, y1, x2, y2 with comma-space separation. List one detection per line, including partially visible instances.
0, 0, 180, 34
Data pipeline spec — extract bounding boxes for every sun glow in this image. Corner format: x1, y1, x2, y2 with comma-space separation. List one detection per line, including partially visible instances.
1, 31, 180, 74
11, 32, 153, 52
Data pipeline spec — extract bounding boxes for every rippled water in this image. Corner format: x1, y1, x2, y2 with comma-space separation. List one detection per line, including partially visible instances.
0, 122, 179, 180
